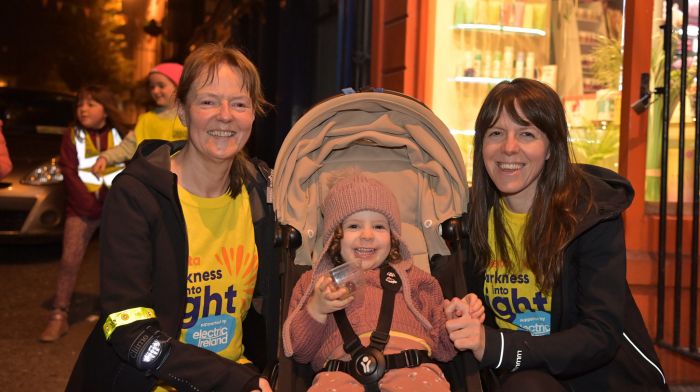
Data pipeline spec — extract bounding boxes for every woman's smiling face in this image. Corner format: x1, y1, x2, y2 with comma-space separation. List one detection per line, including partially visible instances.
179, 64, 254, 163
482, 106, 550, 213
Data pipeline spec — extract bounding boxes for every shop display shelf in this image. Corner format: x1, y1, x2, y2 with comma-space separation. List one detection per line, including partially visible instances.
451, 23, 546, 36
449, 76, 511, 84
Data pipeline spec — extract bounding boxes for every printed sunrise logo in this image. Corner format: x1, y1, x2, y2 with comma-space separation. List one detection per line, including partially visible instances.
215, 245, 258, 314
182, 245, 259, 354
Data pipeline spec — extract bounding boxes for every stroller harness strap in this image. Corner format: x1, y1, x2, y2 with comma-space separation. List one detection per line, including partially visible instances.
322, 349, 433, 376
329, 264, 431, 391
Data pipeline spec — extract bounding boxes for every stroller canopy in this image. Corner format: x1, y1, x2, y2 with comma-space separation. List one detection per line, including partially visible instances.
272, 90, 469, 272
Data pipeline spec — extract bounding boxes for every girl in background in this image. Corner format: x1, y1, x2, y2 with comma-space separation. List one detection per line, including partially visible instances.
40, 85, 128, 342
91, 62, 186, 174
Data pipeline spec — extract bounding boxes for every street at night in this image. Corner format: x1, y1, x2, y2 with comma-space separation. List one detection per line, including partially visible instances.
0, 240, 99, 391
2, 0, 700, 390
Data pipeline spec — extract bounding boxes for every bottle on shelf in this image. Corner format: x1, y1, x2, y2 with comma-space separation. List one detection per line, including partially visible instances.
502, 0, 514, 26
493, 51, 502, 79
473, 0, 486, 24
525, 51, 536, 79
488, 0, 502, 25
482, 49, 493, 78
513, 0, 525, 27
533, 2, 548, 30
503, 46, 514, 79
454, 0, 465, 24
464, 0, 477, 24
514, 51, 525, 78
523, 2, 535, 28
473, 49, 483, 77
463, 50, 475, 77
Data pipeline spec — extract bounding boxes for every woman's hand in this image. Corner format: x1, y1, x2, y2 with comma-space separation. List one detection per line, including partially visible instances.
306, 275, 354, 323
91, 156, 107, 176
443, 297, 486, 360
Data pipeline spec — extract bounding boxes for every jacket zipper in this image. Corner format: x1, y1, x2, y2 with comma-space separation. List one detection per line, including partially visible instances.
266, 168, 273, 204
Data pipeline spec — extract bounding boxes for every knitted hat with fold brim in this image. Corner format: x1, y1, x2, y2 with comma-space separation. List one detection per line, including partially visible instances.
319, 174, 410, 263
149, 62, 183, 86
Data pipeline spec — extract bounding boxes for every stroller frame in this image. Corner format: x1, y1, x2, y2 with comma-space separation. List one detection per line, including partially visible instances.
270, 89, 484, 391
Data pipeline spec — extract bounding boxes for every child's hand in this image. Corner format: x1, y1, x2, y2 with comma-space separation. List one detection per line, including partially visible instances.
306, 275, 354, 323
463, 293, 485, 323
91, 156, 107, 176
442, 294, 485, 323
443, 297, 469, 320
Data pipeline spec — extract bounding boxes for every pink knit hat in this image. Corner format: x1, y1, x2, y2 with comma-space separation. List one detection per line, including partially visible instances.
149, 62, 183, 86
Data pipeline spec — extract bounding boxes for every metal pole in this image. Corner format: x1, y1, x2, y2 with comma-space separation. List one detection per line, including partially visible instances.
672, 0, 689, 347
690, 6, 700, 352
656, 0, 674, 342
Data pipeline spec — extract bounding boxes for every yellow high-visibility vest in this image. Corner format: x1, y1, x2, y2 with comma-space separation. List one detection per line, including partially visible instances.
74, 127, 124, 192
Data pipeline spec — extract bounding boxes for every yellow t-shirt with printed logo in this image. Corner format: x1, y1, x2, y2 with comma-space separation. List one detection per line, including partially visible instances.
484, 205, 552, 336
177, 184, 258, 362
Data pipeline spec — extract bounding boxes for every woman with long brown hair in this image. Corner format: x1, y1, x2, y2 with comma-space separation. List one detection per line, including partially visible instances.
444, 78, 667, 391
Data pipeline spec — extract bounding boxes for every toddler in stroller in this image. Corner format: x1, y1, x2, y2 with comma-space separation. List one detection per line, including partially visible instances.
282, 173, 484, 391
271, 90, 485, 391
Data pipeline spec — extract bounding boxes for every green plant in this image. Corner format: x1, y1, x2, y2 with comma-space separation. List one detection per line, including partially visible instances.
590, 36, 623, 89
570, 122, 620, 172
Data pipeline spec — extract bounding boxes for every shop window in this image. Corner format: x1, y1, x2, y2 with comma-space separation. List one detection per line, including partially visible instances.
645, 0, 698, 212
428, 0, 624, 182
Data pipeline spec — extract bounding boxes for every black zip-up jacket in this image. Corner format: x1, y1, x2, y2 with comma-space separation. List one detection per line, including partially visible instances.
466, 164, 668, 391
67, 140, 279, 392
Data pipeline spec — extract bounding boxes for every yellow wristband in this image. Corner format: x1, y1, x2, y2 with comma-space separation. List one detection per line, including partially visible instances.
103, 307, 156, 340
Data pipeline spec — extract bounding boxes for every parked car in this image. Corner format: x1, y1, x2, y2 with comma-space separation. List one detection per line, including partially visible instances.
0, 87, 75, 242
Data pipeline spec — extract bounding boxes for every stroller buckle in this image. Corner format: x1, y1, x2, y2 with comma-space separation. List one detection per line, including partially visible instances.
403, 349, 421, 368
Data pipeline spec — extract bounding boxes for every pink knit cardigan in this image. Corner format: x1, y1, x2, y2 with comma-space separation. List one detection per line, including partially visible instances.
284, 261, 457, 371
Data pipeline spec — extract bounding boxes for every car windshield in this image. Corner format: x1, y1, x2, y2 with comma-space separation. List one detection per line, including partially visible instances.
0, 88, 75, 136
0, 88, 76, 165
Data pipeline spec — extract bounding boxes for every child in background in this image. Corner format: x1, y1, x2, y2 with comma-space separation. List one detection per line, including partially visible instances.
282, 174, 484, 391
91, 62, 186, 174
40, 85, 128, 342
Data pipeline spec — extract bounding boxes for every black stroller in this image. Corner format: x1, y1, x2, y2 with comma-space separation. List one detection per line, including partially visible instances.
270, 89, 483, 392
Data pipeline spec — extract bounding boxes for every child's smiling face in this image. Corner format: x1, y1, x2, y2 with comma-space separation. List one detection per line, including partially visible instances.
340, 210, 391, 270
149, 72, 178, 108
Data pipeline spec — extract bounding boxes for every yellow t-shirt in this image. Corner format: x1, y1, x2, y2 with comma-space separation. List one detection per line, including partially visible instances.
133, 110, 188, 145
484, 205, 552, 336
177, 184, 258, 362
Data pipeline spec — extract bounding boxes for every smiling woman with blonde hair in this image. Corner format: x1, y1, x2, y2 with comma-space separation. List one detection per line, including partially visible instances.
67, 44, 277, 392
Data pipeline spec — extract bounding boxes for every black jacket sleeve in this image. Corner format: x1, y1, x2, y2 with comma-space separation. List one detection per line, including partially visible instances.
99, 174, 261, 392
478, 217, 626, 377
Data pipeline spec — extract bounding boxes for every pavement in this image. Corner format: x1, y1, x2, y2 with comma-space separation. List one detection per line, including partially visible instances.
0, 240, 100, 392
